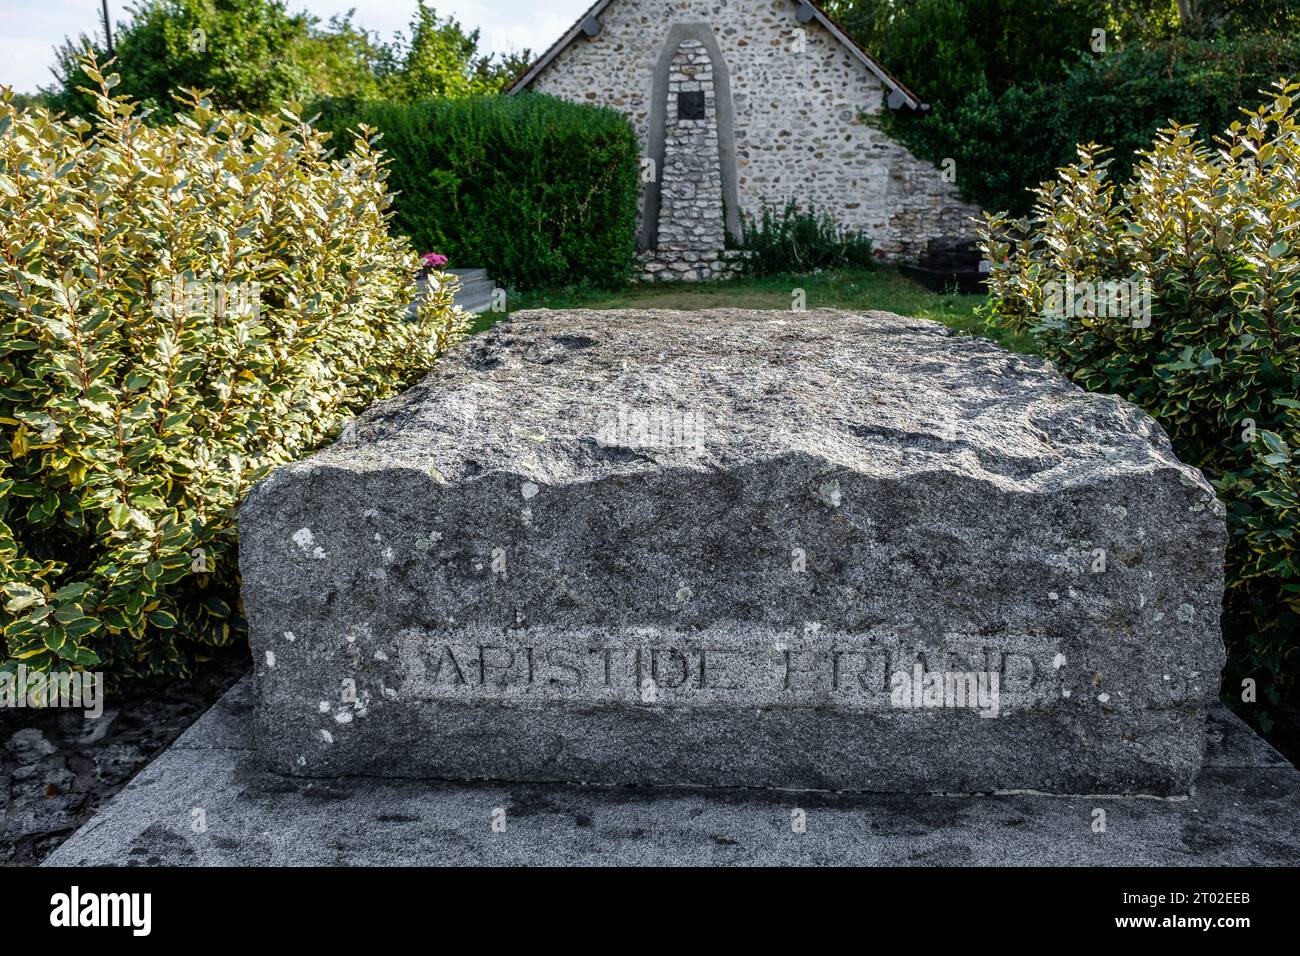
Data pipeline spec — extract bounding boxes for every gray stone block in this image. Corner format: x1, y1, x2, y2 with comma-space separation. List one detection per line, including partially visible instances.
240, 309, 1226, 794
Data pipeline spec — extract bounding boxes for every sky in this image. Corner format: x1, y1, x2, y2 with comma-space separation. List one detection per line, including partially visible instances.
0, 0, 590, 93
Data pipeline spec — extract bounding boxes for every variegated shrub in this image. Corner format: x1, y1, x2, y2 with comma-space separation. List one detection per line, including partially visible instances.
0, 57, 464, 678
980, 82, 1300, 715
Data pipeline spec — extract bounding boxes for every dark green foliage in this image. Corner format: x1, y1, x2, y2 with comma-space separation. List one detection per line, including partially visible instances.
828, 1, 1300, 221
826, 0, 1300, 115
311, 93, 641, 291
738, 201, 874, 277
885, 33, 1300, 217
823, 0, 1101, 109
1179, 0, 1300, 36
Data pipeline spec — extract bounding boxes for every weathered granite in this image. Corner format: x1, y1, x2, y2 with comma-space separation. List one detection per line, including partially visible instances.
40, 679, 1300, 866
239, 309, 1226, 794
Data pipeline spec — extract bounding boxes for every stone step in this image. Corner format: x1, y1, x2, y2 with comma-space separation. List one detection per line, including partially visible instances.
455, 290, 496, 314
409, 269, 497, 315
240, 308, 1226, 795
454, 277, 496, 301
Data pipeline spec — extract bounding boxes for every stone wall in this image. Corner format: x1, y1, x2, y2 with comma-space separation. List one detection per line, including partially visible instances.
637, 37, 742, 282
636, 247, 749, 282
525, 0, 982, 263
658, 40, 725, 252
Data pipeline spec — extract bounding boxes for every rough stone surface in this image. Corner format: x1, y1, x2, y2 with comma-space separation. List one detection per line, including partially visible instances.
240, 309, 1226, 795
523, 0, 982, 262
41, 679, 1300, 867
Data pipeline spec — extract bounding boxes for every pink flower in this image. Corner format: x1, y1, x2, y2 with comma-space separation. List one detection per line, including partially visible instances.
420, 252, 449, 268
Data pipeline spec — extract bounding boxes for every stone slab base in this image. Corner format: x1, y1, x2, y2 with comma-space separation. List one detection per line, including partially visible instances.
43, 679, 1300, 866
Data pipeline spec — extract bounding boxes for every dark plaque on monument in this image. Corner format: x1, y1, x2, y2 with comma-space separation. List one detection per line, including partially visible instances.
677, 90, 705, 120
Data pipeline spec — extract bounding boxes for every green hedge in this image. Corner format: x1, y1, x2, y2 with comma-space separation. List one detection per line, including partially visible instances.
888, 34, 1300, 217
311, 93, 641, 291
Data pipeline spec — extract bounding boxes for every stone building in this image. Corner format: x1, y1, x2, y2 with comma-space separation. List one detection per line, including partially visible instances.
509, 0, 981, 280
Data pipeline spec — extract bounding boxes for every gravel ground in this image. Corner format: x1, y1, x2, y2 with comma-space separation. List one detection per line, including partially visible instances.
0, 653, 248, 866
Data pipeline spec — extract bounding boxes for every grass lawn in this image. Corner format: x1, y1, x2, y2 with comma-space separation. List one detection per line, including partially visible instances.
467, 267, 1037, 354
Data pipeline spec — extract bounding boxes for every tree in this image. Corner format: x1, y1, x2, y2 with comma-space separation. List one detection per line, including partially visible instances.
1174, 0, 1300, 35
821, 0, 1100, 109
6, 92, 51, 111
47, 0, 318, 118
296, 13, 386, 101
474, 49, 534, 93
820, 0, 1300, 111
825, 0, 1300, 106
44, 1, 532, 119
376, 2, 527, 100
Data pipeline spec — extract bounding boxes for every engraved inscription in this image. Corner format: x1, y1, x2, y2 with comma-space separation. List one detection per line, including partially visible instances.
395, 627, 1062, 713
